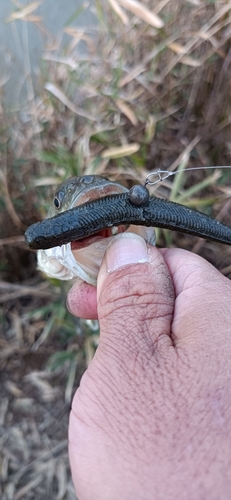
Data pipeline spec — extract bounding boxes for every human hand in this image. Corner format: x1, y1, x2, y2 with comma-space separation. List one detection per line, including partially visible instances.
68, 233, 231, 500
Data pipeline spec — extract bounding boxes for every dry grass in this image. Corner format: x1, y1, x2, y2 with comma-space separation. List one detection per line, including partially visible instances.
1, 0, 231, 497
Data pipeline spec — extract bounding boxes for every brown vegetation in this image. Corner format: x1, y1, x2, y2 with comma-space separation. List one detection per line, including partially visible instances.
1, 0, 231, 497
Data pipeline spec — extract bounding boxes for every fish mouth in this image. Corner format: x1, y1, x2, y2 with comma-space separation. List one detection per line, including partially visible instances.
71, 225, 128, 250
67, 177, 129, 252
68, 182, 131, 279
37, 178, 156, 286
70, 181, 129, 251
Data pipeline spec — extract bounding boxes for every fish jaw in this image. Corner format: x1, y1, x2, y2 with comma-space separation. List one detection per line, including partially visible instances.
37, 225, 156, 286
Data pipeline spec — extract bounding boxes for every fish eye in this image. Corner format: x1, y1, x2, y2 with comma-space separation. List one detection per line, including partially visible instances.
54, 196, 61, 209
53, 189, 65, 210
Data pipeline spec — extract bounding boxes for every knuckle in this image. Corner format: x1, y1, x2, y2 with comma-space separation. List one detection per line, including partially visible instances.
98, 263, 174, 321
98, 264, 174, 352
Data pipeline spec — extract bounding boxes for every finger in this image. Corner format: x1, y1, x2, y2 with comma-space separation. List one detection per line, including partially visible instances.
160, 247, 230, 295
97, 232, 175, 354
69, 233, 176, 497
160, 248, 231, 347
67, 279, 98, 319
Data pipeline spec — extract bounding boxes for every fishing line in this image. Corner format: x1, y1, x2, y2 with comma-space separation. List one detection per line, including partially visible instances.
145, 166, 231, 186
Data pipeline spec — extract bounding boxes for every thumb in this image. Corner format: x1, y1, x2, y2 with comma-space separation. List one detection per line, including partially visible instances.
69, 234, 175, 498
96, 233, 175, 355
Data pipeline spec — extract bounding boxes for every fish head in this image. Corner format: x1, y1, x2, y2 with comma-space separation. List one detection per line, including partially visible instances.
37, 175, 155, 285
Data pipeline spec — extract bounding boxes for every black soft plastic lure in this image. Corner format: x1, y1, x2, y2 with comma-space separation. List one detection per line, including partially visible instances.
25, 183, 231, 250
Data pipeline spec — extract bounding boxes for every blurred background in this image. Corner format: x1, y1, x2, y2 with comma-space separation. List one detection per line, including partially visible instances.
1, 1, 231, 498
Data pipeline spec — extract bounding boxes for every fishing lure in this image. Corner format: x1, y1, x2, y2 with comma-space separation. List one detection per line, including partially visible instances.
25, 167, 231, 285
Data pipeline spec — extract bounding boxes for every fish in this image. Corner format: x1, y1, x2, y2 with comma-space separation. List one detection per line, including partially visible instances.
37, 175, 155, 286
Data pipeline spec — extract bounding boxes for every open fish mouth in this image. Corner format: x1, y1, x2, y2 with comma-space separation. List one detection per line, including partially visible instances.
37, 175, 156, 286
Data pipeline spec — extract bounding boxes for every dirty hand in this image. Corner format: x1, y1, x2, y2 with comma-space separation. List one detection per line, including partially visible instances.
67, 233, 231, 500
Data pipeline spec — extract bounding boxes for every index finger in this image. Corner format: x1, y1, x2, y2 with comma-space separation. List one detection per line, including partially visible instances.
160, 248, 231, 347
